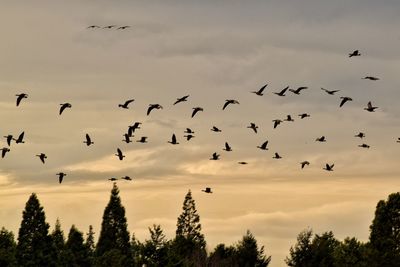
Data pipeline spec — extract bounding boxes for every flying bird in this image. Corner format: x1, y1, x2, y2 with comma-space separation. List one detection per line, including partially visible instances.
321, 88, 340, 95
109, 177, 118, 181
87, 25, 100, 29
147, 104, 163, 115
238, 161, 248, 165
300, 161, 310, 169
191, 107, 204, 118
184, 134, 195, 141
13, 132, 25, 144
364, 101, 378, 112
117, 26, 130, 30
103, 25, 116, 29
16, 93, 28, 107
273, 119, 283, 129
36, 153, 47, 164
128, 122, 142, 136
123, 133, 132, 143
211, 126, 222, 132
349, 50, 361, 57
273, 152, 282, 159
168, 134, 179, 145
339, 97, 353, 107
174, 95, 189, 105
184, 128, 194, 134
355, 132, 366, 138
84, 134, 94, 146
323, 163, 334, 171
137, 136, 148, 143
284, 115, 294, 122
1, 148, 10, 158
257, 141, 269, 150
316, 136, 327, 142
289, 87, 308, 95
118, 99, 135, 109
274, 86, 289, 96
223, 142, 232, 152
222, 99, 240, 110
251, 84, 268, 96
298, 113, 310, 119
121, 176, 132, 181
115, 148, 125, 160
59, 103, 72, 115
247, 123, 259, 133
210, 152, 220, 160
56, 172, 66, 184
359, 144, 370, 149
4, 135, 13, 146
363, 76, 380, 81
202, 187, 213, 193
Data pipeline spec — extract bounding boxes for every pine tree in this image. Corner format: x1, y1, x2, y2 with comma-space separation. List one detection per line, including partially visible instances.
208, 244, 238, 267
51, 218, 67, 266
95, 183, 132, 266
16, 193, 56, 267
236, 230, 271, 267
141, 224, 169, 266
0, 227, 17, 267
85, 225, 95, 265
65, 225, 91, 267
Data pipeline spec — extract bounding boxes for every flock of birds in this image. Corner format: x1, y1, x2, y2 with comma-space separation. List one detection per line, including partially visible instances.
3, 50, 400, 192
87, 25, 131, 30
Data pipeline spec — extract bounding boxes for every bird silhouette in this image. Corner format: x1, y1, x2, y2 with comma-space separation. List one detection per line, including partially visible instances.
117, 26, 130, 30
210, 152, 220, 160
123, 133, 132, 143
56, 172, 66, 184
174, 95, 189, 105
251, 84, 267, 96
211, 126, 222, 132
184, 134, 195, 141
339, 97, 353, 107
115, 148, 125, 160
298, 113, 310, 119
316, 136, 326, 142
121, 176, 132, 180
273, 152, 282, 159
147, 104, 163, 115
4, 135, 13, 146
222, 99, 240, 110
109, 177, 118, 181
128, 122, 142, 136
364, 101, 378, 112
238, 161, 248, 165
247, 123, 259, 133
84, 134, 94, 146
355, 132, 366, 138
202, 187, 213, 193
397, 138, 400, 143
168, 134, 179, 145
36, 153, 47, 164
273, 119, 283, 129
137, 136, 148, 143
289, 87, 308, 95
59, 103, 72, 115
191, 107, 204, 118
1, 148, 10, 158
16, 93, 28, 106
103, 25, 116, 29
349, 50, 361, 57
257, 141, 269, 150
300, 161, 310, 169
13, 132, 25, 144
359, 143, 370, 149
284, 115, 294, 122
223, 142, 232, 152
321, 88, 340, 95
118, 99, 135, 109
184, 128, 195, 134
363, 76, 379, 81
87, 25, 100, 29
274, 86, 289, 96
323, 163, 334, 171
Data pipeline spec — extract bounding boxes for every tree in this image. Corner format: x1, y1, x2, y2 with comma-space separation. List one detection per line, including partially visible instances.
235, 230, 271, 267
141, 224, 169, 267
334, 237, 368, 267
286, 229, 313, 267
0, 227, 17, 267
369, 192, 400, 266
208, 243, 237, 267
85, 225, 95, 265
95, 183, 132, 266
50, 219, 68, 266
16, 193, 56, 267
64, 225, 91, 267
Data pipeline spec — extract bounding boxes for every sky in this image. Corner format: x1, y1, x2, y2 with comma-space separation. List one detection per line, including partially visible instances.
1, 0, 400, 265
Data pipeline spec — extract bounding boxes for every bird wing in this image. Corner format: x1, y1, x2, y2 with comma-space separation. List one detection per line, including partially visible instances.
40, 155, 45, 164
59, 104, 66, 115
281, 86, 289, 94
124, 99, 134, 106
191, 109, 198, 118
225, 142, 230, 150
367, 102, 372, 108
117, 148, 122, 155
339, 98, 346, 107
86, 134, 91, 143
147, 105, 154, 115
16, 95, 23, 106
222, 101, 230, 110
1, 149, 6, 158
17, 132, 25, 142
172, 134, 176, 143
262, 141, 268, 148
259, 84, 267, 93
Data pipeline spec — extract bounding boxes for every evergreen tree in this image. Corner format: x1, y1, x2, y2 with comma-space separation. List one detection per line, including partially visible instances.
334, 237, 368, 267
208, 243, 237, 267
235, 230, 271, 267
0, 227, 17, 267
309, 231, 339, 267
85, 225, 95, 265
51, 218, 67, 266
286, 229, 313, 267
95, 183, 132, 266
16, 193, 56, 267
65, 225, 91, 267
141, 224, 169, 266
369, 192, 400, 266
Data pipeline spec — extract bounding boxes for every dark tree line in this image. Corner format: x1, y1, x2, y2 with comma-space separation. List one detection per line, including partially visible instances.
0, 184, 270, 266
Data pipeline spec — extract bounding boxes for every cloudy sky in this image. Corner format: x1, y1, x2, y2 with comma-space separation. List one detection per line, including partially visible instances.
1, 0, 400, 265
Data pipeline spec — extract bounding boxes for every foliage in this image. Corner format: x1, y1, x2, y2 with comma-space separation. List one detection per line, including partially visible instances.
0, 227, 17, 267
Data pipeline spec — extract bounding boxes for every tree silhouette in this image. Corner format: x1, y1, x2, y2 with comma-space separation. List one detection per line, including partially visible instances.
50, 218, 68, 266
65, 225, 91, 267
140, 224, 169, 266
0, 227, 17, 267
236, 230, 271, 267
208, 243, 237, 267
85, 225, 95, 265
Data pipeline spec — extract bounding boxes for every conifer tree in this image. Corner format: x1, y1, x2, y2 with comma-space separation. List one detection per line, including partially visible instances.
85, 225, 95, 265
141, 224, 169, 266
236, 230, 271, 267
51, 218, 66, 266
0, 227, 17, 267
65, 225, 91, 267
16, 193, 56, 267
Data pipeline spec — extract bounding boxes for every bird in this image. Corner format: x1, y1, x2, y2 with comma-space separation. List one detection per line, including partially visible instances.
115, 148, 125, 160
174, 95, 189, 105
223, 142, 232, 152
211, 126, 222, 132
1, 148, 10, 158
13, 132, 25, 144
184, 134, 195, 141
321, 88, 340, 95
355, 132, 366, 138
359, 143, 370, 149
247, 123, 259, 133
284, 115, 294, 122
257, 141, 269, 150
363, 76, 380, 81
184, 128, 195, 134
202, 187, 213, 193
323, 163, 334, 171
300, 161, 310, 169
191, 107, 204, 118
168, 134, 179, 145
36, 153, 47, 164
83, 134, 94, 146
16, 93, 28, 106
222, 99, 240, 110
349, 50, 361, 57
4, 135, 13, 146
117, 26, 130, 30
251, 84, 268, 96
274, 86, 289, 96
364, 101, 378, 112
298, 113, 310, 119
56, 172, 66, 184
118, 99, 135, 109
339, 97, 353, 107
121, 176, 132, 181
128, 122, 142, 136
137, 136, 148, 143
123, 133, 132, 143
59, 103, 72, 115
397, 138, 400, 143
316, 136, 326, 142
87, 25, 100, 29
103, 25, 116, 29
109, 177, 118, 181
273, 119, 283, 129
147, 104, 163, 115
238, 161, 248, 165
273, 152, 282, 159
289, 87, 308, 95
210, 152, 220, 160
